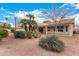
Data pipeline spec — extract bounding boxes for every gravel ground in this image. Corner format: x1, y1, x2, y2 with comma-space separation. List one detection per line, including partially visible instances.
0, 34, 79, 56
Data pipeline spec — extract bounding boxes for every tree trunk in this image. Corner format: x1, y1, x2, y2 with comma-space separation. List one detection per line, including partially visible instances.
29, 25, 31, 31
24, 26, 27, 32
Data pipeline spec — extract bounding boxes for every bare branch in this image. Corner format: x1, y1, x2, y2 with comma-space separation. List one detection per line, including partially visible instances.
41, 5, 74, 21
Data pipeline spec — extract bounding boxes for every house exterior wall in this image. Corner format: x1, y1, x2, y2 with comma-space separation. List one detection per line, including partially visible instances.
68, 24, 74, 36
42, 24, 74, 36
16, 23, 74, 36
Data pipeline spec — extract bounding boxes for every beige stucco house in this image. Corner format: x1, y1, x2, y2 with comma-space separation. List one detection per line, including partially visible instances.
38, 18, 75, 36
16, 17, 75, 36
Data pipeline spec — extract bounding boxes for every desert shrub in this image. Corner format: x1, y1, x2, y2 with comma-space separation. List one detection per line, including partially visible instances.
0, 29, 8, 41
26, 31, 32, 39
38, 27, 44, 33
14, 31, 26, 39
73, 31, 76, 34
0, 25, 3, 29
32, 31, 41, 38
26, 31, 41, 39
73, 30, 79, 34
0, 35, 2, 41
11, 28, 15, 33
32, 32, 37, 38
39, 34, 64, 52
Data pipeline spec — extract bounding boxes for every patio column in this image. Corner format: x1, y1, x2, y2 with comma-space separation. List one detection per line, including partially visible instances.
64, 26, 66, 32
55, 26, 57, 33
69, 24, 74, 36
45, 26, 48, 35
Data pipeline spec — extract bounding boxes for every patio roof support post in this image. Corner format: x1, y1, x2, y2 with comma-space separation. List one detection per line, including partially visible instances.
64, 26, 66, 33
45, 26, 48, 35
55, 26, 57, 33
69, 24, 73, 36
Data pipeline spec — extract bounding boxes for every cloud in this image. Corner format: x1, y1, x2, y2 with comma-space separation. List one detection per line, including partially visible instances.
10, 23, 14, 27
0, 7, 51, 24
0, 7, 6, 11
60, 3, 79, 9
60, 3, 68, 8
13, 10, 47, 23
30, 9, 48, 23
8, 12, 16, 15
73, 4, 79, 9
30, 9, 42, 15
73, 14, 79, 26
67, 3, 79, 9
15, 11, 29, 19
5, 15, 11, 18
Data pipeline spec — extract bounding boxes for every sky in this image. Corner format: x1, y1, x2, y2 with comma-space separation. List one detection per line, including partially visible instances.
0, 3, 79, 26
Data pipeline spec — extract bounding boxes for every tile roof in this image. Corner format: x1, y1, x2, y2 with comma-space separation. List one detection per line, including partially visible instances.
38, 18, 75, 27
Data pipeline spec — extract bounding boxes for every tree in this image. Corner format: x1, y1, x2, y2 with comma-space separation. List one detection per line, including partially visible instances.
3, 17, 8, 28
3, 23, 7, 28
5, 17, 8, 21
20, 18, 38, 32
41, 5, 74, 35
32, 15, 35, 20
21, 19, 29, 31
7, 24, 11, 29
26, 14, 35, 20
21, 14, 38, 31
14, 17, 17, 31
43, 20, 51, 23
41, 5, 74, 21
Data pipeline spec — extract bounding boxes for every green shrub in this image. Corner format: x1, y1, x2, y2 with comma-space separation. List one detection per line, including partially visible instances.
0, 29, 8, 38
26, 31, 32, 39
14, 31, 26, 39
39, 34, 64, 52
26, 31, 41, 39
0, 29, 8, 41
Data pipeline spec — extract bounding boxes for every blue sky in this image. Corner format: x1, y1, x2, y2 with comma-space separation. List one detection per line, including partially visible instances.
0, 3, 79, 26
0, 3, 62, 11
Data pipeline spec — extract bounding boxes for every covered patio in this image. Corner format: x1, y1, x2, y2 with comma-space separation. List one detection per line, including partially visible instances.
38, 18, 75, 36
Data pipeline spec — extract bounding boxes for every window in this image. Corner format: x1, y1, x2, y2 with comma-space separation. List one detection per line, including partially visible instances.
47, 27, 50, 31
57, 26, 63, 32
52, 26, 55, 31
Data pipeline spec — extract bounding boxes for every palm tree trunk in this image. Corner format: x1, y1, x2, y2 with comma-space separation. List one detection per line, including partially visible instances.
27, 25, 29, 32
24, 25, 27, 32
14, 17, 17, 31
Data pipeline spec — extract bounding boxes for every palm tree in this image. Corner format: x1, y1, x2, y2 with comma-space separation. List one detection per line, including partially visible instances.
20, 19, 38, 32
43, 20, 51, 23
5, 17, 8, 22
3, 17, 8, 28
7, 24, 11, 29
25, 14, 36, 31
26, 14, 32, 20
14, 17, 17, 31
26, 14, 35, 20
32, 15, 35, 20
